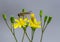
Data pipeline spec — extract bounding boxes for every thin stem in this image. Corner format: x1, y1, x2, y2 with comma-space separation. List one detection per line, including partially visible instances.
31, 30, 35, 42
13, 28, 18, 42
40, 24, 47, 42
22, 32, 25, 42
25, 31, 31, 42
13, 33, 18, 42
40, 22, 47, 42
40, 31, 44, 42
40, 17, 42, 28
40, 20, 47, 42
40, 16, 43, 42
5, 20, 11, 31
43, 24, 47, 32
4, 20, 18, 42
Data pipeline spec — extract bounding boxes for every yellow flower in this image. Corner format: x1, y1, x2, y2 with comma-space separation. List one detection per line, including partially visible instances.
29, 13, 41, 28
13, 18, 28, 29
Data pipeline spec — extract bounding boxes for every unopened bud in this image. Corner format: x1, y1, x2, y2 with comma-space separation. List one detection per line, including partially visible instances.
47, 16, 52, 25
2, 14, 7, 20
22, 9, 26, 12
39, 10, 43, 17
44, 16, 48, 24
10, 16, 15, 23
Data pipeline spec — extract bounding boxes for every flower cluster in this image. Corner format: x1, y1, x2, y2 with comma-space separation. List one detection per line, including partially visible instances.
2, 9, 52, 42
13, 13, 41, 29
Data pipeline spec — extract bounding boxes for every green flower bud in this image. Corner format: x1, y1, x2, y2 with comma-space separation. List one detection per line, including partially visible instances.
22, 9, 26, 12
39, 10, 43, 17
44, 16, 48, 24
2, 14, 7, 20
10, 16, 15, 23
47, 16, 52, 25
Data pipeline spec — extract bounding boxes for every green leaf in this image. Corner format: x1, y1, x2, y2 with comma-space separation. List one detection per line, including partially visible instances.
44, 16, 48, 24
2, 14, 7, 20
39, 10, 43, 17
47, 16, 52, 25
10, 16, 15, 23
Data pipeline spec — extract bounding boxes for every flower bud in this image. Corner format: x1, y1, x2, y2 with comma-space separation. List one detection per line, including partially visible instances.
47, 16, 52, 25
44, 16, 48, 24
22, 9, 26, 12
39, 10, 43, 17
10, 16, 15, 23
2, 14, 7, 20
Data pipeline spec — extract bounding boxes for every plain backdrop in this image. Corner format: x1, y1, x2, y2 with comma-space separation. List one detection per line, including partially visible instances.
0, 0, 60, 42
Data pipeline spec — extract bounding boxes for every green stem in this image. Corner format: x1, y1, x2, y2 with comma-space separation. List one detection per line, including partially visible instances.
5, 20, 18, 42
22, 32, 25, 42
40, 24, 47, 42
40, 17, 42, 28
40, 16, 43, 42
13, 28, 18, 42
43, 24, 47, 32
40, 22, 47, 42
13, 33, 18, 42
31, 30, 35, 42
25, 31, 31, 42
40, 30, 44, 42
5, 20, 11, 31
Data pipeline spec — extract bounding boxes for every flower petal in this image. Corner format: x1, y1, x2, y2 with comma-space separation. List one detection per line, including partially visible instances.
24, 18, 28, 21
13, 23, 19, 29
30, 13, 35, 18
15, 19, 19, 23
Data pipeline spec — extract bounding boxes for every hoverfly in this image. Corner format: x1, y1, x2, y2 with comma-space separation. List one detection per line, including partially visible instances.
18, 11, 32, 17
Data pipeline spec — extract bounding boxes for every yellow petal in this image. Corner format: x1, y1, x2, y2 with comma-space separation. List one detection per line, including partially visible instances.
19, 18, 23, 21
30, 13, 35, 18
24, 18, 28, 21
33, 18, 37, 23
29, 19, 41, 28
15, 19, 19, 23
37, 21, 41, 25
19, 25, 21, 28
13, 23, 19, 29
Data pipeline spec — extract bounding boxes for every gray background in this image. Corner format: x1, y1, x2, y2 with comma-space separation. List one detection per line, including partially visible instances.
0, 0, 60, 42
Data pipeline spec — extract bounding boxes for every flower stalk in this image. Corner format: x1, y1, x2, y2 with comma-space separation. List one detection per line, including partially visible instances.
22, 27, 31, 42
22, 30, 31, 42
31, 29, 35, 42
2, 15, 18, 42
39, 10, 52, 42
40, 30, 44, 42
4, 20, 18, 42
22, 31, 25, 42
25, 31, 31, 42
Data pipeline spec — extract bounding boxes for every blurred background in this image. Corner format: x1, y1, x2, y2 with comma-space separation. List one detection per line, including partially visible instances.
0, 0, 60, 42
